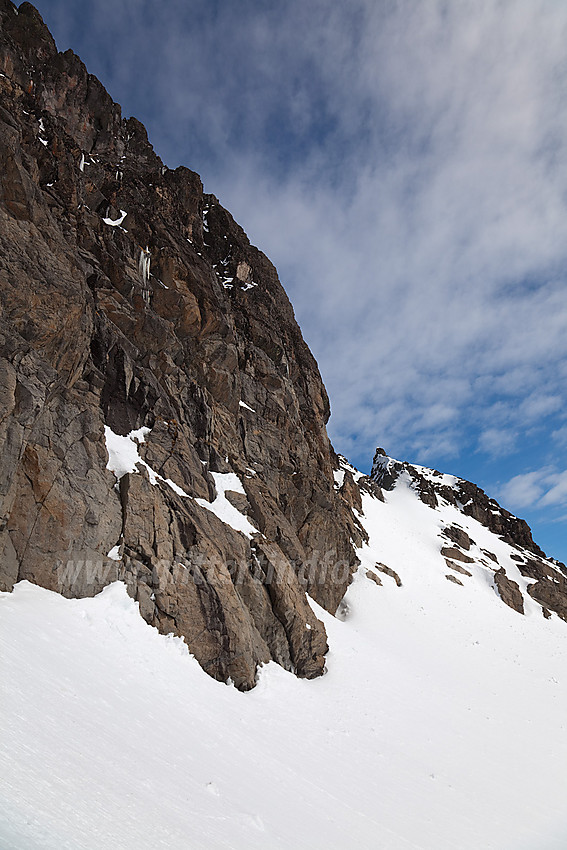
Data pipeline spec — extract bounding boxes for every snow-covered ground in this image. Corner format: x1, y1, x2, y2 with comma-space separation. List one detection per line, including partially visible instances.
1, 473, 567, 849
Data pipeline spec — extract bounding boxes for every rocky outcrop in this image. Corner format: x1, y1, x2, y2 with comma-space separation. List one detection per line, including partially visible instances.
372, 449, 548, 559
514, 557, 567, 622
0, 0, 363, 688
366, 570, 382, 586
440, 547, 474, 564
446, 574, 463, 586
527, 577, 567, 623
494, 568, 524, 615
374, 563, 402, 587
444, 560, 472, 577
371, 448, 567, 622
442, 524, 472, 550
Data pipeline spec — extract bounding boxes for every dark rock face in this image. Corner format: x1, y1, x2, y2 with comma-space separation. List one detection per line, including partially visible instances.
494, 568, 524, 615
442, 524, 472, 551
0, 0, 362, 688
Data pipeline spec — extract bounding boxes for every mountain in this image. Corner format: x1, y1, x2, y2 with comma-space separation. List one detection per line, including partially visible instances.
1, 0, 566, 676
369, 449, 567, 620
1, 5, 567, 846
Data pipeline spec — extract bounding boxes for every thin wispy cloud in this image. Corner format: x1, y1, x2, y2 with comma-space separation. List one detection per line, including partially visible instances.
499, 467, 567, 511
35, 0, 567, 558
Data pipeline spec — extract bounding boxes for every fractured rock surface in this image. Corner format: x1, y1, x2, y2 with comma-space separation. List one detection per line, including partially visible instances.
0, 0, 362, 688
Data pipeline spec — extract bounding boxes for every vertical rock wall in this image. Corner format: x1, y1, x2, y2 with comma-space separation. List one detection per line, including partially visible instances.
0, 0, 363, 688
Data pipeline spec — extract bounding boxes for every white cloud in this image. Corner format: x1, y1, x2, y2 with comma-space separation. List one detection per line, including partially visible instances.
499, 467, 567, 513
477, 428, 518, 457
519, 394, 562, 422
211, 0, 567, 468
552, 425, 567, 447
498, 470, 549, 510
540, 471, 567, 508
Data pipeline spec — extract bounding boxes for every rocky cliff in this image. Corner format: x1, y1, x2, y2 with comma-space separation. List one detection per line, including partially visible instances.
0, 0, 365, 689
1, 1, 565, 693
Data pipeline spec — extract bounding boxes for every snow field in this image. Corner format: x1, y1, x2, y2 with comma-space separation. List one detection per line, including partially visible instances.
1, 467, 566, 848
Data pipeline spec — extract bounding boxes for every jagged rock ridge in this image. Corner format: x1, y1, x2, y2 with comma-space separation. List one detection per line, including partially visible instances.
370, 449, 567, 621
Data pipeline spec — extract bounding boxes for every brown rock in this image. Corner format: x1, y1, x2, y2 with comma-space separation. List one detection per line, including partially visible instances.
444, 559, 472, 577
494, 568, 524, 615
339, 469, 362, 513
446, 574, 463, 586
366, 570, 382, 586
374, 563, 402, 587
0, 3, 358, 688
440, 546, 475, 564
253, 540, 328, 679
528, 576, 567, 623
442, 525, 472, 550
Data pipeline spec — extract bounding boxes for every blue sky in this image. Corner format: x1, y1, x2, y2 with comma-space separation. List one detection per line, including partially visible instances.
31, 0, 567, 564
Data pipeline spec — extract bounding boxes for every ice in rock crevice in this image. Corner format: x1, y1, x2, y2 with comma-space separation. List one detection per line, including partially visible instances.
103, 210, 127, 227
38, 118, 48, 146
138, 247, 151, 304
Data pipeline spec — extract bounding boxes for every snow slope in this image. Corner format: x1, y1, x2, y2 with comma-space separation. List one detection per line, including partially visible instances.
1, 469, 567, 849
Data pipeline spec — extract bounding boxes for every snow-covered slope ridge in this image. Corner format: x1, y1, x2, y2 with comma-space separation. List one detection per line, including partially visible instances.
356, 448, 567, 622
